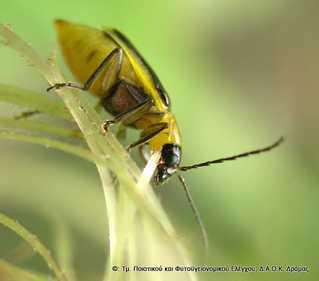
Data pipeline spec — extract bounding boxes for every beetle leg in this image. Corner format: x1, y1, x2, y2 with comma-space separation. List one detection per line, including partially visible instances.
126, 122, 168, 151
47, 48, 123, 92
102, 97, 152, 130
84, 48, 123, 91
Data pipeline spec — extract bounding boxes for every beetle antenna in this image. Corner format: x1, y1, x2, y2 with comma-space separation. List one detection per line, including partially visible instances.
179, 136, 284, 171
177, 174, 209, 254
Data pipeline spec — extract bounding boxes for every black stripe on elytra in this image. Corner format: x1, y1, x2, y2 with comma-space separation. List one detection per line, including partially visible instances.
103, 29, 171, 108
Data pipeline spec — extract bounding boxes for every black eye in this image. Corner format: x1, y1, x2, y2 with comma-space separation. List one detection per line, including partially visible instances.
164, 154, 179, 167
161, 143, 181, 168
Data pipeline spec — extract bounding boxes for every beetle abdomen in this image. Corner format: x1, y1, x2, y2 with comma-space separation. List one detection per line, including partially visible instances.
55, 20, 138, 98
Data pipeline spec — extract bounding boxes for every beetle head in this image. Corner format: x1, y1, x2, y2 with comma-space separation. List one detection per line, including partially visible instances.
154, 143, 181, 184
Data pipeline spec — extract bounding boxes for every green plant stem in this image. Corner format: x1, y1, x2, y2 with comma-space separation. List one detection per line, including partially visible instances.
53, 218, 77, 281
0, 117, 82, 139
0, 84, 72, 121
0, 213, 67, 281
0, 259, 54, 281
0, 130, 95, 163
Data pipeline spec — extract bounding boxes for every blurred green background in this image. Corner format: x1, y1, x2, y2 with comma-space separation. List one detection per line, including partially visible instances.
1, 0, 318, 280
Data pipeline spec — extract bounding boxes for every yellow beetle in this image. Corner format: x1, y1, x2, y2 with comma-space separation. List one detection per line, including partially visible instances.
50, 19, 283, 183
49, 20, 283, 248
50, 19, 183, 183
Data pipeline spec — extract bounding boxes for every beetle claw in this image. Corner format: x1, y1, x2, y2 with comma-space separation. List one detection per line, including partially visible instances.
101, 120, 115, 135
46, 82, 66, 92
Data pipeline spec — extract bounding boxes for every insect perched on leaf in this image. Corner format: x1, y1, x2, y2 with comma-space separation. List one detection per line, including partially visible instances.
48, 19, 284, 250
